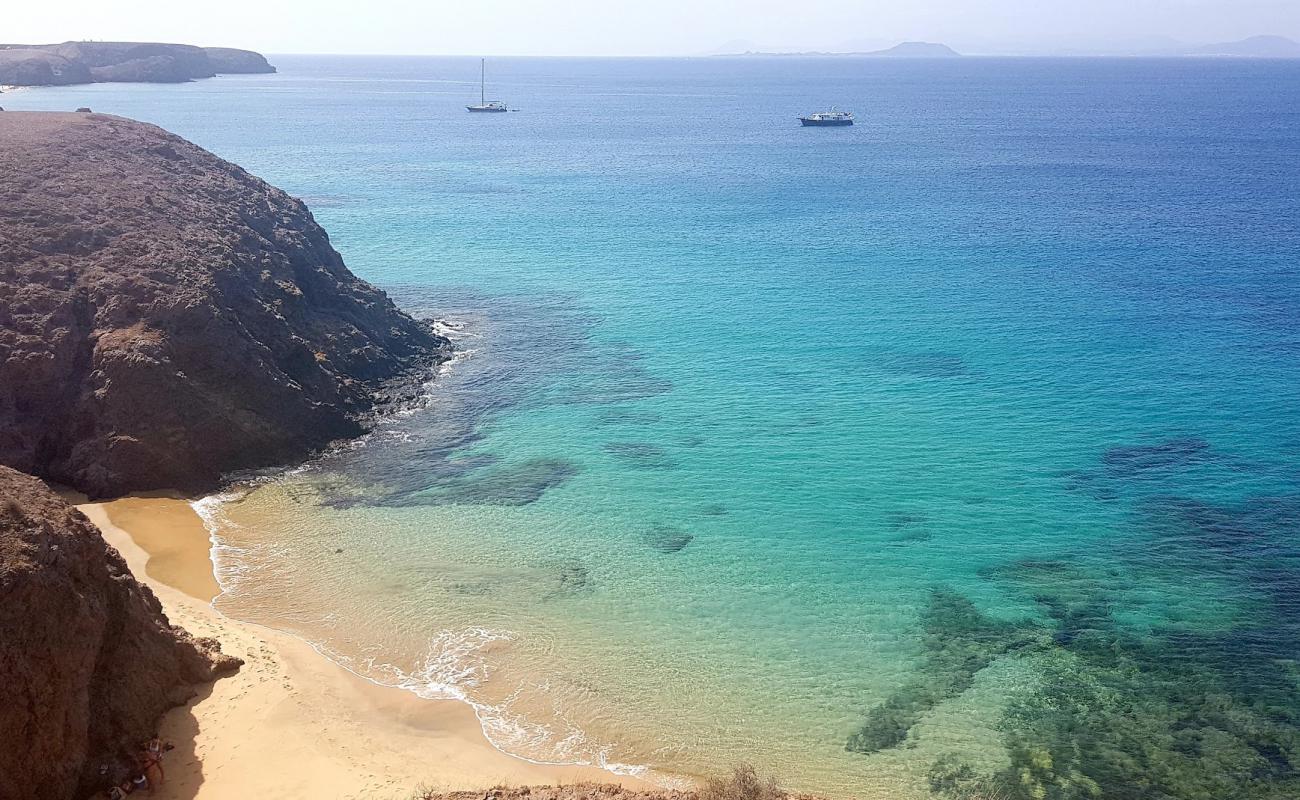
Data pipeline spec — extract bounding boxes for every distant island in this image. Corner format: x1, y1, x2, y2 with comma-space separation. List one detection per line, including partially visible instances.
1191, 35, 1300, 57
0, 41, 275, 87
718, 41, 960, 57
714, 34, 1300, 59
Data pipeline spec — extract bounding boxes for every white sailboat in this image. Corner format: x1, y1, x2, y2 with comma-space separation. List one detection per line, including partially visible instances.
466, 58, 508, 112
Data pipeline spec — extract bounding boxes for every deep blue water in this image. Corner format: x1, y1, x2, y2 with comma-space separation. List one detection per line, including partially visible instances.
8, 56, 1300, 798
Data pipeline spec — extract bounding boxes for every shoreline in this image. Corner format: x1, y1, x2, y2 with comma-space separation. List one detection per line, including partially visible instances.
77, 496, 665, 799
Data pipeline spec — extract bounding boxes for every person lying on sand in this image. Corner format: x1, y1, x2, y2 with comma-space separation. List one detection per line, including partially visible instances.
99, 737, 174, 798
136, 737, 174, 788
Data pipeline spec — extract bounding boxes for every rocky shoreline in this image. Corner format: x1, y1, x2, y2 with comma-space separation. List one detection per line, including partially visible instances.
0, 110, 451, 798
0, 468, 241, 799
0, 111, 450, 498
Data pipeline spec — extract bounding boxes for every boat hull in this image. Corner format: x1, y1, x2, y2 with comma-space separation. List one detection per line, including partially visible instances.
800, 117, 853, 126
467, 106, 508, 113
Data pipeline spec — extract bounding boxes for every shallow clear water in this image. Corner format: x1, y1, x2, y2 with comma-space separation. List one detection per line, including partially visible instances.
10, 56, 1300, 798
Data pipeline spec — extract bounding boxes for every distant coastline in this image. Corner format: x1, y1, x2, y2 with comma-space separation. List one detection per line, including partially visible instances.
0, 41, 275, 87
716, 41, 960, 58
713, 34, 1300, 58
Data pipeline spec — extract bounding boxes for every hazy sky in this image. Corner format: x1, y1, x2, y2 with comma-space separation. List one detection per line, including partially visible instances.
8, 0, 1300, 56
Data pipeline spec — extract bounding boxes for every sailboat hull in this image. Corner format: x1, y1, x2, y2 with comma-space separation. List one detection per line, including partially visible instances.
467, 106, 509, 112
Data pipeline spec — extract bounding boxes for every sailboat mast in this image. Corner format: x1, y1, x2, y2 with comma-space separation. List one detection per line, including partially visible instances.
481, 58, 485, 105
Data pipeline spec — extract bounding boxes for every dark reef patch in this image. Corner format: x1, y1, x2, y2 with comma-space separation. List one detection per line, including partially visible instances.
603, 442, 677, 470
546, 560, 594, 599
316, 456, 580, 508
1130, 493, 1300, 657
845, 590, 1038, 754
644, 525, 694, 553
258, 290, 675, 511
698, 504, 729, 517
889, 529, 933, 545
870, 502, 1300, 800
1102, 436, 1213, 477
1061, 436, 1221, 502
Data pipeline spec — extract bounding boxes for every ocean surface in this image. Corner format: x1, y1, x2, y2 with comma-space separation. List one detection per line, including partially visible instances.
8, 56, 1300, 798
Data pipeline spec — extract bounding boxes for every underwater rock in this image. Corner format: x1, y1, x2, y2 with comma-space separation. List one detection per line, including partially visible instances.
547, 561, 593, 599
644, 525, 694, 553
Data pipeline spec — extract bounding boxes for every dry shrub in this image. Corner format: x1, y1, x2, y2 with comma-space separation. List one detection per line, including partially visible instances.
699, 765, 786, 800
0, 497, 24, 520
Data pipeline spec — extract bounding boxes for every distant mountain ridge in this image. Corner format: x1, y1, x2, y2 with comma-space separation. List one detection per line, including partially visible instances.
0, 41, 274, 87
717, 40, 961, 57
1190, 35, 1300, 57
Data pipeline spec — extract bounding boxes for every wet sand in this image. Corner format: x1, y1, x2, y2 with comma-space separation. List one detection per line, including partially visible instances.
77, 497, 657, 799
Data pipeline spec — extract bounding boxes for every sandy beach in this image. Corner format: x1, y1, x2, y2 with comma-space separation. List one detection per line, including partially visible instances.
76, 497, 659, 800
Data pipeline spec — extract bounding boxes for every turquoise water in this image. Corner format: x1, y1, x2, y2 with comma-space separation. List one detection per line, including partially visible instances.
9, 57, 1300, 798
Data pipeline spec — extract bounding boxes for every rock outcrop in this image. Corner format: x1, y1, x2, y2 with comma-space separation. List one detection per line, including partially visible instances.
0, 42, 274, 86
0, 111, 450, 498
0, 466, 241, 800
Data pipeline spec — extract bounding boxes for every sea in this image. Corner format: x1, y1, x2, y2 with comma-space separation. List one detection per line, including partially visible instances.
7, 55, 1300, 799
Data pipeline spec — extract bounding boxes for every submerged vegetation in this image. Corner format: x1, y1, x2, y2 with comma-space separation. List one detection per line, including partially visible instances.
849, 494, 1300, 800
846, 590, 1040, 753
845, 426, 1300, 800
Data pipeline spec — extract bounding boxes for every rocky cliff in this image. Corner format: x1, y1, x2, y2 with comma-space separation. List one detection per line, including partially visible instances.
0, 466, 242, 800
0, 42, 274, 86
203, 46, 278, 74
0, 111, 449, 498
0, 48, 92, 86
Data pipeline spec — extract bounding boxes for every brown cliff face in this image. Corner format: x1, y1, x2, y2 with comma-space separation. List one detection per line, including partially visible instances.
0, 112, 450, 498
0, 466, 242, 800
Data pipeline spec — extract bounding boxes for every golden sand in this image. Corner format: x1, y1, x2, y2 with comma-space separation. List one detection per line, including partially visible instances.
77, 498, 656, 799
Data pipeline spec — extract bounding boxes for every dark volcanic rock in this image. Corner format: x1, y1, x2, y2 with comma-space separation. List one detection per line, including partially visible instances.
0, 466, 241, 800
0, 112, 450, 497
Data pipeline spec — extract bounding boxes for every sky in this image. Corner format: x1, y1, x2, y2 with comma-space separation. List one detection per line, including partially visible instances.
6, 0, 1300, 56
